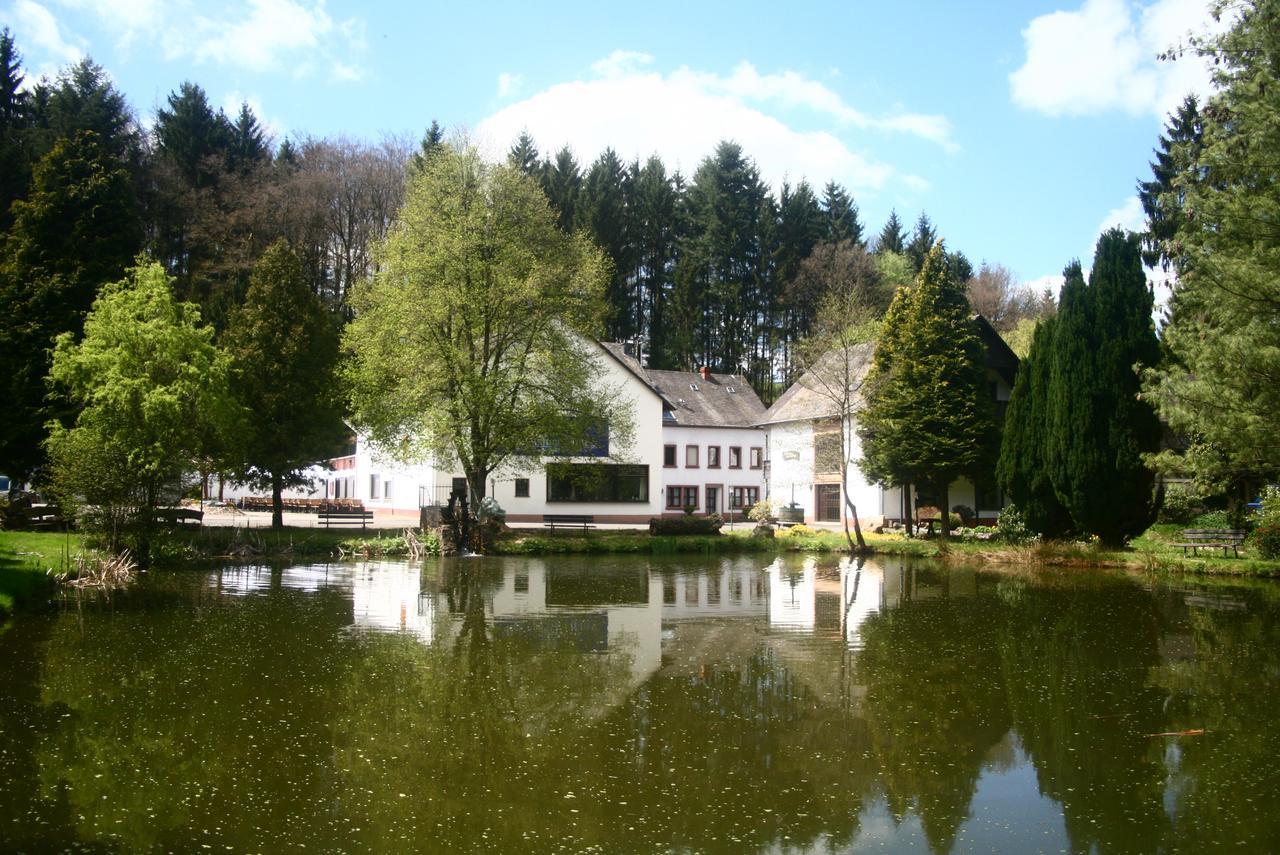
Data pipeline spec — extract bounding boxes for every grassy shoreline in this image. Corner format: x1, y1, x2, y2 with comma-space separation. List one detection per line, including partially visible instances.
5, 521, 1277, 617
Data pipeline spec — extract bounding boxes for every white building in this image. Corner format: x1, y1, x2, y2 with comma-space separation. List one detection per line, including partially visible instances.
318, 341, 769, 525
761, 316, 1019, 527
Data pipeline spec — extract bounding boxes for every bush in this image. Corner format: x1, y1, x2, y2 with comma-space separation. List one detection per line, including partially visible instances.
1159, 484, 1203, 524
777, 523, 818, 538
997, 504, 1036, 544
649, 514, 724, 536
747, 498, 774, 523
951, 504, 976, 526
1253, 521, 1280, 559
1190, 510, 1236, 530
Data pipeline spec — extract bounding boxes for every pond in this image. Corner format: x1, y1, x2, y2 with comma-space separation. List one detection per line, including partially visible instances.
2, 554, 1279, 852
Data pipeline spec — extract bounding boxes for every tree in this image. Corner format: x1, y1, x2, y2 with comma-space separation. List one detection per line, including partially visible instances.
793, 243, 884, 552
222, 241, 346, 528
875, 210, 906, 254
344, 144, 633, 518
905, 211, 937, 273
0, 130, 142, 479
228, 102, 269, 173
821, 181, 863, 245
507, 130, 540, 177
996, 310, 1072, 538
44, 262, 233, 555
858, 243, 996, 539
0, 28, 30, 229
1142, 0, 1280, 501
410, 119, 445, 174
31, 59, 140, 165
965, 262, 1048, 331
540, 145, 581, 233
580, 148, 633, 341
1050, 233, 1161, 545
1137, 95, 1201, 271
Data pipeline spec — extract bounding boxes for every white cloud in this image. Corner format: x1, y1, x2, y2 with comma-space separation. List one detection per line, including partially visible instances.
1010, 0, 1221, 119
2, 0, 83, 76
477, 55, 946, 196
194, 0, 333, 71
55, 0, 165, 51
221, 90, 285, 141
496, 71, 523, 99
1097, 195, 1146, 234
1025, 273, 1066, 299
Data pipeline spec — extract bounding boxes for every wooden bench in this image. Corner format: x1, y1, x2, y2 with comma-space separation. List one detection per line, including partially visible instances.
318, 510, 374, 529
543, 514, 596, 532
155, 508, 203, 527
28, 504, 65, 530
1175, 528, 1247, 558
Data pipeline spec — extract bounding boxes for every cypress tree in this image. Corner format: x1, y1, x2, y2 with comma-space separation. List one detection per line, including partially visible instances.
996, 310, 1072, 537
1049, 232, 1161, 545
859, 243, 997, 539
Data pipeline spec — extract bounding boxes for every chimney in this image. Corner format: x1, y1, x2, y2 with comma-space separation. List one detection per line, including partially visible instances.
699, 366, 711, 381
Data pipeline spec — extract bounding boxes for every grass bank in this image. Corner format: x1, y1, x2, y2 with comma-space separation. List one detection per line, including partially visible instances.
0, 530, 82, 617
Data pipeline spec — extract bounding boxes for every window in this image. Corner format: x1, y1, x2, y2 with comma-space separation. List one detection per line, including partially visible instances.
514, 478, 530, 498
383, 480, 392, 500
686, 445, 699, 468
663, 444, 677, 468
707, 446, 721, 468
547, 464, 649, 503
370, 474, 380, 498
730, 486, 760, 509
728, 447, 742, 469
666, 485, 698, 510
749, 447, 763, 469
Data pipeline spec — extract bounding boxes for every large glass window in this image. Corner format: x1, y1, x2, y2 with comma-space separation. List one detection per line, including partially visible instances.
547, 464, 649, 503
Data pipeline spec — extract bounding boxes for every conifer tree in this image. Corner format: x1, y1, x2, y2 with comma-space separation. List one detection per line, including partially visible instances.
1137, 95, 1201, 271
996, 310, 1072, 538
821, 181, 863, 245
409, 120, 445, 173
906, 212, 938, 272
228, 102, 268, 173
1049, 232, 1161, 545
876, 210, 906, 254
581, 148, 633, 341
859, 243, 997, 539
0, 28, 30, 228
507, 130, 540, 177
540, 145, 581, 233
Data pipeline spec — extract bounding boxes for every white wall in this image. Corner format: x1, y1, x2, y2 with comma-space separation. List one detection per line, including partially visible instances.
658, 425, 767, 516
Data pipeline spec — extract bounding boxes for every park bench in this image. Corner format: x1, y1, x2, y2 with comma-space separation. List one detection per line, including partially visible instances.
543, 514, 596, 532
155, 508, 203, 527
317, 509, 374, 529
1175, 528, 1247, 558
28, 504, 65, 530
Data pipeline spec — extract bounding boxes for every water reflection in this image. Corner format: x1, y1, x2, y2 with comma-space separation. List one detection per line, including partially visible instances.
2, 555, 1280, 852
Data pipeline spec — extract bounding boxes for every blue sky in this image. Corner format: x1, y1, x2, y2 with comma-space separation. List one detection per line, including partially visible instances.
1, 0, 1221, 294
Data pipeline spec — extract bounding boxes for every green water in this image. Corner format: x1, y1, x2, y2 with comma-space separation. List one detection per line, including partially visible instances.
2, 555, 1279, 853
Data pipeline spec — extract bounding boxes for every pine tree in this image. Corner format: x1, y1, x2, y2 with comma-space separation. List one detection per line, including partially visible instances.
876, 210, 906, 254
223, 241, 346, 528
906, 211, 938, 273
630, 155, 681, 367
0, 28, 30, 228
859, 243, 997, 539
1137, 95, 1201, 271
1049, 232, 1161, 545
409, 120, 445, 173
540, 146, 581, 233
33, 59, 139, 164
228, 102, 268, 173
996, 309, 1073, 537
581, 148, 633, 341
153, 82, 232, 188
507, 131, 540, 177
946, 250, 973, 285
821, 180, 863, 245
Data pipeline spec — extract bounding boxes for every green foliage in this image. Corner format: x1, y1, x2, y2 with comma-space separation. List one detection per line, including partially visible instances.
1142, 1, 1280, 499
222, 241, 345, 527
1137, 95, 1201, 271
43, 262, 234, 553
1049, 231, 1161, 546
746, 498, 774, 522
1250, 522, 1280, 559
859, 243, 998, 538
997, 313, 1073, 538
997, 504, 1035, 544
1158, 483, 1204, 525
345, 143, 630, 509
648, 515, 724, 535
875, 209, 906, 254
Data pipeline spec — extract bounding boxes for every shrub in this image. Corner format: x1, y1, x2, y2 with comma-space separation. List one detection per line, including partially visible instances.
649, 514, 724, 536
1159, 484, 1203, 524
778, 523, 817, 538
1252, 521, 1280, 559
997, 504, 1036, 544
1190, 510, 1235, 530
951, 504, 976, 526
747, 498, 774, 523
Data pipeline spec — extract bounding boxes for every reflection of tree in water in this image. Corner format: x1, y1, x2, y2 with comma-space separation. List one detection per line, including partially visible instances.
857, 567, 1012, 854
996, 571, 1168, 853
1147, 582, 1280, 852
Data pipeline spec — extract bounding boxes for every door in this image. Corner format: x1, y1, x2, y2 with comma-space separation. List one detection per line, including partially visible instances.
816, 484, 841, 522
705, 485, 720, 515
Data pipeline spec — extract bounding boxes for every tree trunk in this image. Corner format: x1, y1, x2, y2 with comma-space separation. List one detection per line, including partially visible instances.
903, 484, 913, 538
841, 481, 867, 553
271, 471, 283, 529
939, 480, 950, 541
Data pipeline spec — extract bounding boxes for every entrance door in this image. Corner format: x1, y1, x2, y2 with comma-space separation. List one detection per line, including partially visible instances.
815, 484, 841, 522
705, 486, 720, 515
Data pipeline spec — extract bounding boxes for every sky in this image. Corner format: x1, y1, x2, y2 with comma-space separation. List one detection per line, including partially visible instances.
0, 0, 1225, 296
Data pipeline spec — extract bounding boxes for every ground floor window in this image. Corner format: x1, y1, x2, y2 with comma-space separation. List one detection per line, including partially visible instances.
546, 463, 649, 503
514, 478, 530, 498
815, 484, 841, 522
666, 485, 698, 510
730, 486, 760, 509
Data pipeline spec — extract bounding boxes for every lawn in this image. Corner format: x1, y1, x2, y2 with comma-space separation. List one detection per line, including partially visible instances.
0, 530, 82, 616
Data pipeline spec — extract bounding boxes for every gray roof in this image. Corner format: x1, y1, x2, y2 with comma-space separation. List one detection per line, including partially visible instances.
598, 342, 767, 428
760, 343, 876, 426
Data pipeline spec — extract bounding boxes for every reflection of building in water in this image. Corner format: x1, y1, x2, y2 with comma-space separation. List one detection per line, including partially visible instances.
657, 558, 767, 620
350, 562, 437, 644
765, 557, 907, 650
211, 563, 352, 597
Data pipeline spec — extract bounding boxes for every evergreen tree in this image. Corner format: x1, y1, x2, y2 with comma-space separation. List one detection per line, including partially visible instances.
906, 211, 937, 273
0, 28, 30, 228
409, 120, 445, 173
153, 82, 232, 188
1050, 232, 1161, 545
507, 130, 540, 177
228, 102, 269, 173
630, 155, 681, 367
581, 148, 633, 341
223, 241, 346, 528
996, 309, 1072, 538
946, 250, 973, 285
32, 59, 139, 164
1137, 95, 1201, 271
821, 180, 863, 245
859, 243, 997, 539
876, 210, 906, 254
540, 145, 581, 233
